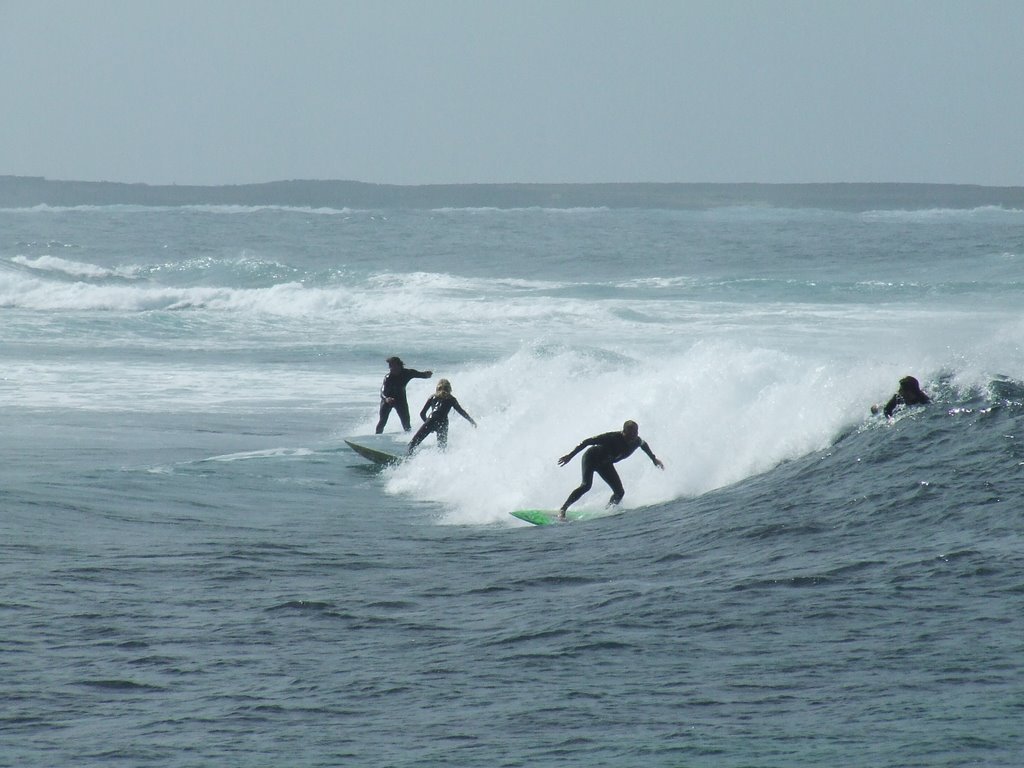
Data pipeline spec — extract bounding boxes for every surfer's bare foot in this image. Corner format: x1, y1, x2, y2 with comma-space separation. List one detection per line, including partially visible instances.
558, 510, 566, 520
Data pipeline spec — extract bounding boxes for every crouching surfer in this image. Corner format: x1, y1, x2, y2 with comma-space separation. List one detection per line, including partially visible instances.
557, 420, 664, 520
408, 379, 476, 454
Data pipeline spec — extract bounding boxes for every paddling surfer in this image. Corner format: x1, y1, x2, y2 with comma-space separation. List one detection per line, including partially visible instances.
872, 375, 931, 419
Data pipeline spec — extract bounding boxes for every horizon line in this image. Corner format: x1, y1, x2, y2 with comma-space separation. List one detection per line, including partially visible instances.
3, 175, 1023, 190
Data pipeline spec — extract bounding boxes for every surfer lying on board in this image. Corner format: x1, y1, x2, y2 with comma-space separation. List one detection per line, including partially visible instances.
408, 379, 476, 454
557, 420, 664, 520
871, 375, 931, 418
375, 356, 433, 433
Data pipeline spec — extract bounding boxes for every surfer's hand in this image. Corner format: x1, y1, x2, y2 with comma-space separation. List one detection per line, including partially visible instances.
654, 459, 665, 470
558, 454, 571, 466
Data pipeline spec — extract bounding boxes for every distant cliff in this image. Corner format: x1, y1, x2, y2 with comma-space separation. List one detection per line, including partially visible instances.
2, 176, 1023, 211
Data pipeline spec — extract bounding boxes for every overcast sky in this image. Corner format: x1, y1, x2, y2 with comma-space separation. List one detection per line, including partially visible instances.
1, 0, 1021, 186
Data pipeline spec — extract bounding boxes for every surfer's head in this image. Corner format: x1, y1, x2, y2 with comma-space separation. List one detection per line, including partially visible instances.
622, 420, 639, 438
899, 376, 921, 395
386, 356, 404, 370
436, 379, 452, 397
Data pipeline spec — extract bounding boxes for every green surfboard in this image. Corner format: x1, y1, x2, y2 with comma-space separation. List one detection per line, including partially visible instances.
510, 508, 604, 526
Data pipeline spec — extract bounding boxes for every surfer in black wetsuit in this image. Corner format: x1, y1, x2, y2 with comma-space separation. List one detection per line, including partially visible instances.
872, 375, 931, 418
375, 356, 433, 433
408, 379, 476, 454
557, 420, 664, 519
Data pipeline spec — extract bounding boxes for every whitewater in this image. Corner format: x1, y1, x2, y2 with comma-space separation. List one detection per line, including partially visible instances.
2, 199, 1022, 766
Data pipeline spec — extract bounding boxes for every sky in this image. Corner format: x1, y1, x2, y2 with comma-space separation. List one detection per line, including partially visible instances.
1, 0, 1022, 187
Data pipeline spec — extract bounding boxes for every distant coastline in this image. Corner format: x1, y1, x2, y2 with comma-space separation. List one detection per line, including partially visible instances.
2, 175, 1023, 211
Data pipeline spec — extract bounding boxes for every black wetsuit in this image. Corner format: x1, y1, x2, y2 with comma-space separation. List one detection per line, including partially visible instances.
561, 431, 659, 510
882, 389, 931, 418
375, 367, 431, 433
408, 395, 475, 453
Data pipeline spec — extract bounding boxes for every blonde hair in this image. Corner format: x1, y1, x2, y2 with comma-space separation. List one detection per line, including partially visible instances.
435, 378, 453, 397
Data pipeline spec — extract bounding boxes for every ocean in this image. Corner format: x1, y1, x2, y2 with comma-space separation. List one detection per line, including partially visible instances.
2, 196, 1022, 766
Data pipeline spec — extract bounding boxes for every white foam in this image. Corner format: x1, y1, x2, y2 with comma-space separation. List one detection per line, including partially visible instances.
12, 255, 141, 279
380, 344, 908, 526
0, 360, 361, 412
0, 203, 357, 215
860, 205, 1024, 221
201, 447, 315, 462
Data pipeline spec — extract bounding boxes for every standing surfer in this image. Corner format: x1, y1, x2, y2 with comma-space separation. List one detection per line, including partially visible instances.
375, 356, 433, 433
557, 420, 664, 520
408, 379, 476, 454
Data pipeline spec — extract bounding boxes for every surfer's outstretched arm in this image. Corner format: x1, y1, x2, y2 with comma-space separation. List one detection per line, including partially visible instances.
640, 441, 665, 469
452, 398, 476, 426
558, 438, 594, 466
558, 446, 581, 466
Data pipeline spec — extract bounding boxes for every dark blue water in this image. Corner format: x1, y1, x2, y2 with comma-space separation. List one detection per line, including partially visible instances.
2, 201, 1023, 766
